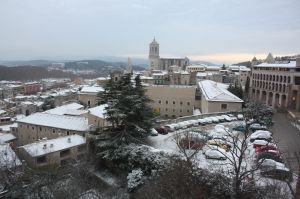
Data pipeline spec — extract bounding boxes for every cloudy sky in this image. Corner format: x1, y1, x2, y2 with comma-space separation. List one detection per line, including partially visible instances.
0, 0, 299, 64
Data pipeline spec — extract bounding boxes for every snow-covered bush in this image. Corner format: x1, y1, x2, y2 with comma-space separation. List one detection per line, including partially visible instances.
104, 144, 172, 175
127, 169, 143, 191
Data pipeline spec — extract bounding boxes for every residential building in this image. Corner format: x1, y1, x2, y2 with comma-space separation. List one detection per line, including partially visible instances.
24, 82, 42, 95
18, 135, 86, 167
78, 86, 104, 107
198, 80, 243, 113
146, 85, 200, 118
251, 55, 300, 110
87, 104, 110, 129
16, 113, 89, 146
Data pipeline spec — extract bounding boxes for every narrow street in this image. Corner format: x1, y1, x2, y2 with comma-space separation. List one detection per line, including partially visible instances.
270, 112, 300, 172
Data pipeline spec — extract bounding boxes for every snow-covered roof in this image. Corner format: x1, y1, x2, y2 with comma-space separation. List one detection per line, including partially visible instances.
198, 80, 243, 103
19, 135, 86, 157
17, 113, 89, 131
255, 61, 296, 68
97, 77, 111, 80
0, 110, 6, 115
44, 103, 84, 115
0, 123, 16, 132
181, 71, 190, 75
21, 101, 34, 105
0, 133, 16, 144
88, 104, 107, 118
0, 144, 22, 169
64, 109, 88, 116
80, 86, 104, 93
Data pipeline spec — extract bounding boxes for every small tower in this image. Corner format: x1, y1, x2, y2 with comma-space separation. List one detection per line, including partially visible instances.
126, 57, 133, 74
148, 37, 160, 71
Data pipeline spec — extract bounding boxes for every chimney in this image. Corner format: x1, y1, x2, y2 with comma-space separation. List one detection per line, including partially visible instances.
43, 144, 47, 149
67, 137, 71, 143
50, 143, 54, 148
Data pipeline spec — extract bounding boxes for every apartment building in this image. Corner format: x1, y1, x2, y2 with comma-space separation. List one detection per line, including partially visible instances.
251, 57, 300, 110
18, 135, 86, 167
16, 113, 89, 146
87, 104, 110, 129
146, 85, 200, 118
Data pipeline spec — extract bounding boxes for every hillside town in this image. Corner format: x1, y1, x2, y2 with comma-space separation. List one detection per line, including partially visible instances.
0, 38, 300, 198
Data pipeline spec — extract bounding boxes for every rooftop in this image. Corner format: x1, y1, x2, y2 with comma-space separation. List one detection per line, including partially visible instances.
80, 86, 104, 93
198, 80, 243, 103
88, 104, 107, 118
45, 102, 84, 115
17, 113, 89, 131
255, 61, 296, 68
19, 135, 86, 157
0, 133, 16, 144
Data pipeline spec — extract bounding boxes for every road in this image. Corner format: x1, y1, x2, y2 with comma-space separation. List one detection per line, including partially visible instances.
270, 112, 300, 172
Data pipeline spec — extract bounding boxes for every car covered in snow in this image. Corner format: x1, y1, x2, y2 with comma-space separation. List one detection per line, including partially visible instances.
250, 123, 267, 131
216, 115, 225, 122
258, 159, 287, 172
222, 115, 232, 122
252, 140, 276, 149
204, 117, 213, 124
256, 151, 284, 163
204, 149, 227, 160
260, 166, 292, 181
237, 114, 244, 120
164, 124, 177, 132
207, 140, 231, 152
255, 145, 278, 153
232, 125, 246, 132
210, 116, 219, 123
150, 128, 158, 136
197, 118, 207, 125
250, 130, 272, 142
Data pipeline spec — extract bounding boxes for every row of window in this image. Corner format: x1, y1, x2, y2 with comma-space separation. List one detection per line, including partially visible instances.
158, 100, 190, 106
163, 108, 190, 113
253, 73, 291, 83
253, 67, 290, 71
252, 80, 287, 92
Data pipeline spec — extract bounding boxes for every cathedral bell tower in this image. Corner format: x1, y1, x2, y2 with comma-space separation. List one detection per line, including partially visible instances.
148, 37, 160, 71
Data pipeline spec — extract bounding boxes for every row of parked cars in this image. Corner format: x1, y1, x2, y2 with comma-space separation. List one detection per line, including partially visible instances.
152, 114, 244, 136
249, 129, 292, 181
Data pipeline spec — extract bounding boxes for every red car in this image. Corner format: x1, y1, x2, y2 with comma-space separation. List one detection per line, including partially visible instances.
255, 145, 278, 153
156, 127, 168, 135
252, 140, 276, 149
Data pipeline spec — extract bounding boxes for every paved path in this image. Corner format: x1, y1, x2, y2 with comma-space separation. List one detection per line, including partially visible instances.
270, 112, 300, 172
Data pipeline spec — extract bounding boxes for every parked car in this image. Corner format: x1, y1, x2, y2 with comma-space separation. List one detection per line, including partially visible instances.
222, 115, 232, 122
150, 128, 158, 136
189, 120, 199, 126
250, 123, 267, 131
156, 127, 168, 135
253, 141, 277, 150
258, 158, 287, 172
204, 117, 213, 124
164, 124, 176, 132
250, 130, 272, 142
233, 125, 246, 132
204, 149, 227, 160
237, 114, 244, 120
210, 117, 219, 123
207, 140, 231, 152
229, 116, 238, 121
256, 151, 284, 163
216, 115, 225, 122
261, 167, 292, 181
255, 145, 278, 152
197, 119, 207, 125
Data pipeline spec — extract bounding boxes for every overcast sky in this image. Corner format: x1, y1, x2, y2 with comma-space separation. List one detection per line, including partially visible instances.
0, 0, 299, 64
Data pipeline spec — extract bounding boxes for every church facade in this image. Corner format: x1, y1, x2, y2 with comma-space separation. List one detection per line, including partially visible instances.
148, 38, 189, 71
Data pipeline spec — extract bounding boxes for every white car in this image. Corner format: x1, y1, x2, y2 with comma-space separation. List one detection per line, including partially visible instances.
189, 120, 199, 126
216, 115, 225, 122
259, 159, 289, 172
237, 114, 244, 120
250, 130, 272, 142
150, 128, 158, 136
204, 117, 213, 124
250, 123, 267, 130
210, 116, 219, 123
197, 118, 206, 125
204, 149, 227, 160
222, 115, 232, 122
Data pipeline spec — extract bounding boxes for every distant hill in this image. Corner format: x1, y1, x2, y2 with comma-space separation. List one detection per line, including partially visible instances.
0, 60, 53, 67
0, 65, 78, 81
190, 60, 218, 66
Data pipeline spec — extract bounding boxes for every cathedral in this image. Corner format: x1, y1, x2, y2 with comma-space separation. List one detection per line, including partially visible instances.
148, 38, 189, 71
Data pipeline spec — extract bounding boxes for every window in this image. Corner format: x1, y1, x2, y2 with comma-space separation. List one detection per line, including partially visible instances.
221, 104, 227, 110
60, 149, 71, 158
187, 110, 190, 113
39, 127, 42, 131
166, 100, 168, 104
37, 156, 47, 164
187, 102, 190, 106
158, 100, 161, 104
173, 101, 175, 105
180, 101, 183, 105
165, 108, 168, 111
32, 126, 34, 130
52, 129, 56, 133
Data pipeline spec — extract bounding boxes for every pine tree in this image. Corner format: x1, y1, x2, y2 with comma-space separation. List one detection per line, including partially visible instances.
96, 73, 155, 158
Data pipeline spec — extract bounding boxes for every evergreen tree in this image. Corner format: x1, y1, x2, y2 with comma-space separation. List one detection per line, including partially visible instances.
221, 64, 226, 70
96, 73, 155, 158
